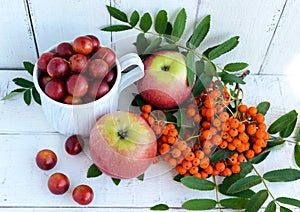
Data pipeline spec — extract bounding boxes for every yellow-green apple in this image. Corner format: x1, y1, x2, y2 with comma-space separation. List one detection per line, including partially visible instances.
89, 111, 157, 179
137, 50, 193, 109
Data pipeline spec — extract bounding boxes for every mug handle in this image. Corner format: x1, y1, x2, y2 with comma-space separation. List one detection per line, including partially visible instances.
118, 53, 144, 93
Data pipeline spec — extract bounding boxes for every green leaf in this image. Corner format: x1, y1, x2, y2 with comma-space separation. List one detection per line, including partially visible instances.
222, 162, 253, 187
204, 60, 217, 76
180, 176, 215, 191
171, 8, 187, 41
112, 177, 121, 186
221, 72, 246, 85
101, 24, 132, 32
256, 101, 270, 115
227, 175, 262, 194
295, 128, 300, 141
280, 206, 293, 212
12, 78, 34, 88
23, 61, 34, 76
208, 36, 239, 60
87, 164, 102, 178
173, 174, 184, 182
32, 87, 41, 105
156, 44, 178, 51
195, 60, 205, 77
187, 15, 210, 49
143, 37, 162, 55
263, 168, 300, 182
245, 190, 268, 212
267, 137, 285, 147
131, 93, 146, 107
150, 204, 169, 210
277, 197, 300, 208
1, 88, 26, 100
176, 109, 185, 129
134, 33, 151, 56
224, 62, 248, 72
250, 150, 270, 164
155, 10, 168, 34
220, 198, 249, 209
209, 149, 236, 163
106, 5, 128, 22
268, 110, 298, 138
164, 22, 173, 36
192, 72, 212, 97
129, 10, 139, 27
219, 184, 255, 198
186, 51, 196, 88
23, 89, 31, 105
140, 13, 152, 33
182, 199, 216, 210
265, 201, 277, 212
294, 144, 300, 168
137, 173, 144, 181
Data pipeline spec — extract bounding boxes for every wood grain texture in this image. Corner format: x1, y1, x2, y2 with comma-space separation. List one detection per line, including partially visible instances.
0, 0, 37, 69
195, 0, 286, 74
27, 0, 111, 56
261, 0, 300, 75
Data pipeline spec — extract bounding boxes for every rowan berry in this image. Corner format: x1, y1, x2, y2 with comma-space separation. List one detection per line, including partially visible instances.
200, 171, 209, 179
176, 165, 187, 175
238, 132, 249, 143
204, 165, 214, 175
169, 128, 178, 137
228, 143, 236, 151
212, 169, 220, 176
168, 158, 177, 167
258, 123, 267, 131
185, 151, 195, 161
224, 122, 231, 131
253, 144, 262, 154
222, 167, 232, 177
219, 111, 230, 122
189, 166, 199, 175
237, 123, 246, 133
248, 106, 257, 117
238, 154, 247, 163
192, 158, 200, 166
186, 108, 196, 118
219, 140, 228, 149
231, 164, 241, 174
171, 148, 181, 158
202, 121, 211, 130
213, 118, 222, 128
167, 136, 176, 145
246, 124, 257, 135
229, 128, 239, 137
238, 104, 248, 113
211, 134, 222, 145
193, 172, 202, 178
141, 104, 152, 113
214, 162, 225, 172
199, 157, 210, 169
229, 118, 240, 129
147, 116, 155, 125
177, 140, 187, 151
245, 149, 255, 159
255, 129, 265, 139
193, 114, 202, 123
194, 150, 205, 159
141, 112, 149, 120
232, 138, 242, 148
159, 143, 170, 155
255, 113, 265, 124
182, 160, 193, 170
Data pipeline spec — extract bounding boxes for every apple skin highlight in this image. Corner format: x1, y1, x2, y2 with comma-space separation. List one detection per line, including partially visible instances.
89, 111, 157, 179
137, 50, 193, 109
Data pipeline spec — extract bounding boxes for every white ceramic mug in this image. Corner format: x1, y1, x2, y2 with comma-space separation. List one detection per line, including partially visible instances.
33, 44, 144, 136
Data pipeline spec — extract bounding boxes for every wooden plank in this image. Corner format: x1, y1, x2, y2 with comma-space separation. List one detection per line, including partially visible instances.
0, 0, 37, 69
109, 0, 200, 57
0, 133, 299, 208
195, 0, 286, 74
1, 70, 300, 133
27, 0, 111, 55
261, 0, 300, 75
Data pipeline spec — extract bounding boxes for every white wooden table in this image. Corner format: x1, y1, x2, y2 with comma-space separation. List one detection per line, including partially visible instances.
1, 0, 300, 211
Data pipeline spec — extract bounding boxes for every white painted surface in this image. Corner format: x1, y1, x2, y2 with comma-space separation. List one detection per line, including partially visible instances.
1, 71, 300, 210
0, 0, 37, 69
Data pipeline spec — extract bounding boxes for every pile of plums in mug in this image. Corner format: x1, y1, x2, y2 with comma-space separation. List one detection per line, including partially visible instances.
37, 35, 117, 104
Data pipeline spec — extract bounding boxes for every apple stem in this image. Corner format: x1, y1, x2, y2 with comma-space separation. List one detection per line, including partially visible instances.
118, 129, 128, 139
161, 66, 170, 72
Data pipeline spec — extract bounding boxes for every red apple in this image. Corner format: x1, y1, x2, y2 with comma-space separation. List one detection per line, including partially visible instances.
66, 74, 89, 97
37, 52, 55, 72
47, 57, 69, 78
89, 111, 157, 179
137, 50, 193, 109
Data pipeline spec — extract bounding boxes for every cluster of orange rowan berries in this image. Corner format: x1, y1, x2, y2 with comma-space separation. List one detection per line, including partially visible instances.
139, 81, 270, 178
